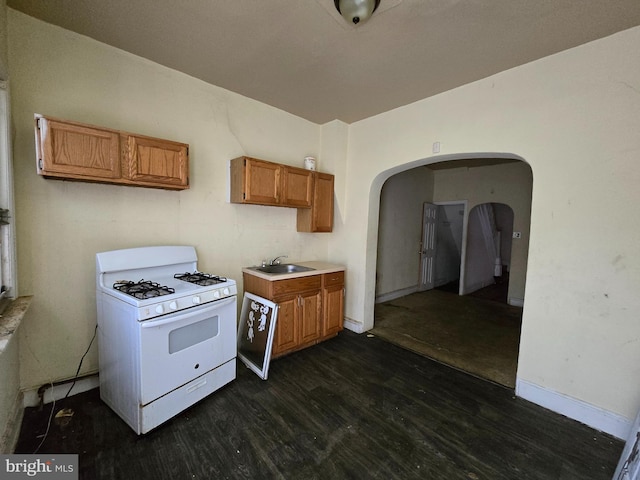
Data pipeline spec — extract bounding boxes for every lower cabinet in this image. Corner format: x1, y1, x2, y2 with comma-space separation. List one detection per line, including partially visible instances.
243, 271, 344, 358
273, 290, 322, 356
323, 273, 345, 337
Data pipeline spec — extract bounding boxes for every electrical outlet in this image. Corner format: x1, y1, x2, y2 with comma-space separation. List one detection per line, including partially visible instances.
513, 232, 522, 239
432, 142, 440, 154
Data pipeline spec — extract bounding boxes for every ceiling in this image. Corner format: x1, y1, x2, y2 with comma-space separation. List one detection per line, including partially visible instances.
8, 0, 640, 124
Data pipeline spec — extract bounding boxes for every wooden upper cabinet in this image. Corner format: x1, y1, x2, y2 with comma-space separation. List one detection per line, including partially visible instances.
124, 134, 189, 189
281, 166, 313, 208
34, 114, 189, 190
230, 156, 312, 208
230, 156, 334, 231
297, 172, 334, 232
230, 157, 281, 205
36, 117, 121, 180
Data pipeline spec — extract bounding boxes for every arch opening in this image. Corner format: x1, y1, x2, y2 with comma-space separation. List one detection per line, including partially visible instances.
368, 154, 532, 387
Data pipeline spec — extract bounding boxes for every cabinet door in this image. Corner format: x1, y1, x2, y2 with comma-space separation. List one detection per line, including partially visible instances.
297, 172, 334, 232
282, 166, 313, 208
244, 158, 281, 205
36, 117, 121, 180
298, 291, 322, 344
272, 297, 297, 355
125, 135, 189, 189
323, 284, 344, 337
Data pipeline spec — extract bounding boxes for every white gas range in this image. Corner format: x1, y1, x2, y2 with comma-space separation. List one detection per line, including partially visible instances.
96, 245, 237, 434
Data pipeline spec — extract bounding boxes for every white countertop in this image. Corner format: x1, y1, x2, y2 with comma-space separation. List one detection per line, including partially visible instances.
242, 261, 345, 281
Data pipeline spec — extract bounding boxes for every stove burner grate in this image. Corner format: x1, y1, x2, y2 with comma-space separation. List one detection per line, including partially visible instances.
174, 272, 228, 287
113, 280, 175, 299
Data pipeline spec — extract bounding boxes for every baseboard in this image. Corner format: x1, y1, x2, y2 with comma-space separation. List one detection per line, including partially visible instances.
343, 317, 364, 334
516, 378, 631, 440
0, 391, 24, 453
375, 286, 418, 304
23, 374, 100, 408
508, 297, 524, 307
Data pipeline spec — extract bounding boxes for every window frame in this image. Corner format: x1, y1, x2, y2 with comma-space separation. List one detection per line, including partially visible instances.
0, 80, 17, 311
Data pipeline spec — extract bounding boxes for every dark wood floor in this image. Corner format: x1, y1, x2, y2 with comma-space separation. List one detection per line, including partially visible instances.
15, 331, 622, 479
371, 284, 521, 388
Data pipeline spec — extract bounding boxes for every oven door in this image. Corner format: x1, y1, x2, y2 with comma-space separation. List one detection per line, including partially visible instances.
138, 296, 236, 405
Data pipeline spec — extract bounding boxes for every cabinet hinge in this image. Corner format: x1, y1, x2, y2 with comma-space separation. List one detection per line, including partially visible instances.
243, 192, 246, 200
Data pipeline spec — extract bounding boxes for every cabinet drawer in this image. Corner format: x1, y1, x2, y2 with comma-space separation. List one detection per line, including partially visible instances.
323, 271, 344, 287
272, 275, 321, 298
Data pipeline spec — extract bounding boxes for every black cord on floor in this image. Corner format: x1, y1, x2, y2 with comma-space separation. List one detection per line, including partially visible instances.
32, 383, 54, 454
64, 324, 98, 399
33, 324, 98, 454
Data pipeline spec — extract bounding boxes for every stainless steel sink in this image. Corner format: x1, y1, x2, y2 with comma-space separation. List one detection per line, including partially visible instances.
252, 264, 315, 274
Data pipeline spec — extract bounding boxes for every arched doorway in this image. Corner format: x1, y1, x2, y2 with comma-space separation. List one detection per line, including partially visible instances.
370, 157, 532, 388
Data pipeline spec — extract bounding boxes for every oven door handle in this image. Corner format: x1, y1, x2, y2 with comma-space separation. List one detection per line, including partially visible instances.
140, 296, 236, 329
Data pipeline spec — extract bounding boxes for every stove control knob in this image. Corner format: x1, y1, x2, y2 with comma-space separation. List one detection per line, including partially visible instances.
169, 301, 178, 310
155, 304, 164, 314
192, 296, 201, 305
222, 287, 230, 296
213, 290, 221, 299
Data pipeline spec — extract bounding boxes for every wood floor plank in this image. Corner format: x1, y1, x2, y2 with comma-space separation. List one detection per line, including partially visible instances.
14, 331, 622, 479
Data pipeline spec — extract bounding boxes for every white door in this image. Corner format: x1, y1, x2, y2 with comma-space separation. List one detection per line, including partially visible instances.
419, 203, 438, 291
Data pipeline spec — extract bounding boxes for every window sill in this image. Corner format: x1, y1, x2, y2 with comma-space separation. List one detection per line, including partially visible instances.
0, 296, 33, 354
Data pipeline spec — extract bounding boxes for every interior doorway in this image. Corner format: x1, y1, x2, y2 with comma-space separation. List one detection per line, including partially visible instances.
434, 202, 466, 293
372, 158, 532, 388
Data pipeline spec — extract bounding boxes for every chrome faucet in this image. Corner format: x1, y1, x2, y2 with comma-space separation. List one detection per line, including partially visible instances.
269, 255, 288, 266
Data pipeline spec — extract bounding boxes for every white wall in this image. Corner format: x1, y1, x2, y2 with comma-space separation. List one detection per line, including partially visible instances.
8, 11, 330, 391
333, 27, 640, 434
376, 167, 433, 299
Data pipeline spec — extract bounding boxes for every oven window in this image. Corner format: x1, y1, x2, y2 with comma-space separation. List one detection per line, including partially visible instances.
169, 316, 219, 354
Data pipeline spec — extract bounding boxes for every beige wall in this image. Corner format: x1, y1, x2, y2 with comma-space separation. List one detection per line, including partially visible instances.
333, 26, 640, 426
9, 11, 331, 391
432, 162, 533, 302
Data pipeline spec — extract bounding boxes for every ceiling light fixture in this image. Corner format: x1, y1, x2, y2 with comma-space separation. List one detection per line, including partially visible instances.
334, 0, 381, 25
